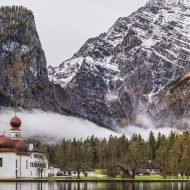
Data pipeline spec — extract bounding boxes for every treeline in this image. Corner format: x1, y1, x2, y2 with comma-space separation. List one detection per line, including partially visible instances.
0, 6, 33, 19
0, 6, 35, 44
26, 131, 190, 178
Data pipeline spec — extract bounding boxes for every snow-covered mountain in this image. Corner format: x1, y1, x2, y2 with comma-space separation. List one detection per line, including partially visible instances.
48, 0, 190, 129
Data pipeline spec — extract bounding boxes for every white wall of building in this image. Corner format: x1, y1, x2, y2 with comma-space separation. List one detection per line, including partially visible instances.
0, 152, 17, 178
0, 151, 49, 178
147, 169, 160, 174
64, 170, 95, 177
18, 155, 30, 178
29, 152, 49, 178
48, 166, 61, 176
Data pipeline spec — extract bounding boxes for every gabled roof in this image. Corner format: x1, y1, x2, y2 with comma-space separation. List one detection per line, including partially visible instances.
143, 160, 160, 169
119, 163, 131, 171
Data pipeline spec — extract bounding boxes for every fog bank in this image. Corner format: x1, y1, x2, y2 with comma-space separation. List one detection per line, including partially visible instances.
118, 114, 175, 139
0, 109, 177, 141
0, 109, 118, 141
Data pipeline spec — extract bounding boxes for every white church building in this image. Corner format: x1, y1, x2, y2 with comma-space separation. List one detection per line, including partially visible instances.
0, 115, 49, 178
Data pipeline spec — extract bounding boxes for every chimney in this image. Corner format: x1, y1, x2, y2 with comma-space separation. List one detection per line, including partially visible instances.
28, 143, 34, 152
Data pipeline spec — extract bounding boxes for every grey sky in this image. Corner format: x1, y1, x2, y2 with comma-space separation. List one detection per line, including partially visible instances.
0, 0, 148, 66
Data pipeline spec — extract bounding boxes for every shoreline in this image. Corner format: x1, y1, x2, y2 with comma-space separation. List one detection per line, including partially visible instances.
0, 179, 190, 183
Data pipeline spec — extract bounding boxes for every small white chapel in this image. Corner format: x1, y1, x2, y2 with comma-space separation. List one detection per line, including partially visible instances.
0, 114, 49, 178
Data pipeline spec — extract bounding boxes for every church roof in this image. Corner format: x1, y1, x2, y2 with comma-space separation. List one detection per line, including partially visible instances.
10, 116, 22, 128
0, 135, 28, 155
0, 135, 15, 149
15, 140, 28, 155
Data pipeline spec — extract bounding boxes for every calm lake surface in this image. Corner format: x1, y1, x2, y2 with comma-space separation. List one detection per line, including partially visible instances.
0, 182, 190, 190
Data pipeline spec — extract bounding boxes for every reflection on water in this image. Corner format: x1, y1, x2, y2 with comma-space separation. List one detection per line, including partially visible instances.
0, 182, 190, 190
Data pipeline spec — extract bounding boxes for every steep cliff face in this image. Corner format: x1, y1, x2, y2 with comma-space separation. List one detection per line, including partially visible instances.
1, 3, 190, 130
48, 0, 190, 129
149, 72, 190, 129
0, 6, 57, 111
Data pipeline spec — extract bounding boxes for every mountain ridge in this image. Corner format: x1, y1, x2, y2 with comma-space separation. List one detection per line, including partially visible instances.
0, 4, 190, 130
146, 0, 190, 7
48, 0, 190, 129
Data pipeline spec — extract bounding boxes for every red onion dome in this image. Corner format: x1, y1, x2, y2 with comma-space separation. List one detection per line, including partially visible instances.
15, 140, 27, 153
10, 116, 22, 128
0, 135, 15, 149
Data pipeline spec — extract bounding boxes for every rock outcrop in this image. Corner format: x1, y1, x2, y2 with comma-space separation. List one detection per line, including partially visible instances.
0, 6, 57, 111
149, 72, 190, 129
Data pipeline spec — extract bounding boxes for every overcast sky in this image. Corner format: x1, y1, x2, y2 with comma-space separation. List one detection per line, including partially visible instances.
0, 0, 148, 66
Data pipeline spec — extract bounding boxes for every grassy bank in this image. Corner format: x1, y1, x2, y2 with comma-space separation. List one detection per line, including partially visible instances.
135, 175, 163, 180
43, 174, 190, 181
0, 174, 190, 182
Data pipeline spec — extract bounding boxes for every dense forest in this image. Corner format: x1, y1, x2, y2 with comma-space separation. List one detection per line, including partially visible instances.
25, 130, 190, 178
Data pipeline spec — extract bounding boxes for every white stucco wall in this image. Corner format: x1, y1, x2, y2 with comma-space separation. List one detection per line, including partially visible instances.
48, 167, 61, 176
147, 169, 160, 174
64, 170, 95, 177
0, 152, 17, 178
29, 152, 49, 177
18, 155, 30, 178
0, 151, 49, 178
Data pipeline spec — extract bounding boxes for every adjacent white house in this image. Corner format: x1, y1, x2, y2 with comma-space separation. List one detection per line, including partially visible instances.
0, 114, 95, 178
0, 115, 49, 178
62, 166, 95, 177
144, 160, 160, 174
48, 165, 61, 176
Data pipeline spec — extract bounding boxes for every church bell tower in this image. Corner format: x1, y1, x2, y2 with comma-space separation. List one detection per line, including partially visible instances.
10, 115, 22, 140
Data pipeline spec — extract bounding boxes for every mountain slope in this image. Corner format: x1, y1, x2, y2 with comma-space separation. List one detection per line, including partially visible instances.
0, 6, 57, 111
48, 0, 190, 129
149, 72, 190, 129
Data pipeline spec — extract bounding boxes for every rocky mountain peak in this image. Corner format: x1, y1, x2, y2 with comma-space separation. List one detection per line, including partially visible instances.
2, 4, 190, 130
47, 0, 190, 130
146, 0, 190, 7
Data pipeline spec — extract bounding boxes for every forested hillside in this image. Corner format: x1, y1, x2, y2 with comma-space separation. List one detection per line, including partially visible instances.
27, 131, 190, 178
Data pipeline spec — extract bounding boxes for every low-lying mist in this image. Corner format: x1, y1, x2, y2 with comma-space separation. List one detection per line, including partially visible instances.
0, 109, 118, 141
118, 125, 174, 140
0, 109, 177, 142
117, 114, 176, 139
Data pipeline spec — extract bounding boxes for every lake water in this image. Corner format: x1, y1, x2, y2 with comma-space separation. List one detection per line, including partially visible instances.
0, 182, 190, 190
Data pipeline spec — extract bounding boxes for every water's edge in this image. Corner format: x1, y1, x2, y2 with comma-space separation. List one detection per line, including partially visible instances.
0, 179, 190, 183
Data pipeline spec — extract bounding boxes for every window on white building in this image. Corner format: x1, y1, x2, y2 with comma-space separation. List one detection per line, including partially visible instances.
34, 163, 39, 167
0, 158, 2, 167
33, 154, 43, 159
16, 160, 18, 168
26, 160, 28, 169
42, 164, 46, 168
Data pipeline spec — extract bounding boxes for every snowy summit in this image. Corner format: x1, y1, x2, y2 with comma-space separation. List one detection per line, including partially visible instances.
146, 0, 190, 7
